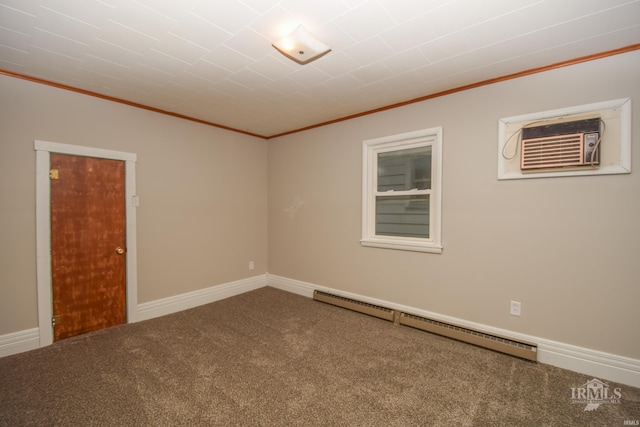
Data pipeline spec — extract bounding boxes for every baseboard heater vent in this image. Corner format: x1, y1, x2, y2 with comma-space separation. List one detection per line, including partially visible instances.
313, 290, 537, 362
313, 290, 396, 322
399, 313, 537, 362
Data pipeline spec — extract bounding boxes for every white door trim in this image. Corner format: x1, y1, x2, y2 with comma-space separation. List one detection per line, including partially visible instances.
34, 140, 138, 347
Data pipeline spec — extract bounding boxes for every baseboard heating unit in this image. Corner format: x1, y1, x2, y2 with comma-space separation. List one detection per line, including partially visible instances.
399, 313, 537, 362
313, 290, 396, 322
313, 290, 537, 362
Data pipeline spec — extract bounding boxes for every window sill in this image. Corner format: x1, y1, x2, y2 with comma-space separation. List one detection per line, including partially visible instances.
360, 239, 443, 254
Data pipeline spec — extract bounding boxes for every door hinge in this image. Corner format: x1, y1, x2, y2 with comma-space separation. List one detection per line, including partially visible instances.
52, 315, 62, 327
50, 169, 59, 180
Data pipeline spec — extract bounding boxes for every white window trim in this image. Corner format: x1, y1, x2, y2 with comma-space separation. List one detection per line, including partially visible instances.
361, 127, 443, 253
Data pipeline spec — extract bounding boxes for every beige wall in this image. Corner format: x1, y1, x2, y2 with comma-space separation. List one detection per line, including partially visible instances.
268, 50, 640, 359
1, 50, 638, 361
0, 74, 268, 335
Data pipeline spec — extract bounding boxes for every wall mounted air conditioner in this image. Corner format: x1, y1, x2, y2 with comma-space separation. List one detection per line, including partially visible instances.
520, 117, 601, 171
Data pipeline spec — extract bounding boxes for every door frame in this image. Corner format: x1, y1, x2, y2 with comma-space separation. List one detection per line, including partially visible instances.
34, 140, 138, 347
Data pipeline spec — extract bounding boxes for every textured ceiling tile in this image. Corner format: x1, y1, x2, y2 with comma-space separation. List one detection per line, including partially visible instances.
1, 0, 39, 15
0, 5, 36, 33
202, 45, 254, 72
100, 19, 157, 54
380, 48, 431, 74
237, 0, 276, 14
343, 36, 395, 67
136, 48, 190, 77
246, 5, 294, 41
41, 0, 114, 27
412, 1, 469, 37
416, 59, 460, 84
333, 0, 396, 41
584, 2, 640, 31
577, 23, 640, 52
82, 52, 131, 76
151, 32, 209, 64
223, 28, 273, 60
31, 27, 89, 60
323, 73, 364, 94
191, 0, 258, 34
420, 32, 472, 63
0, 44, 29, 68
169, 12, 229, 51
109, 0, 176, 40
351, 62, 393, 85
0, 26, 31, 51
128, 61, 176, 85
380, 16, 438, 53
169, 70, 217, 91
26, 44, 83, 70
35, 5, 101, 41
95, 0, 118, 7
281, 90, 316, 105
279, 0, 351, 28
309, 51, 360, 78
426, 0, 539, 37
185, 58, 233, 82
69, 72, 120, 93
380, 69, 425, 92
90, 38, 144, 64
154, 80, 198, 99
378, 0, 453, 23
247, 54, 296, 81
286, 66, 331, 87
209, 77, 255, 100
133, 0, 198, 20
313, 21, 356, 51
458, 20, 519, 49
264, 75, 309, 95
1, 0, 637, 136
227, 67, 273, 88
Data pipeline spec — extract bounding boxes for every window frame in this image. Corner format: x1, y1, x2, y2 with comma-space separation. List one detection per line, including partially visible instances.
361, 127, 443, 253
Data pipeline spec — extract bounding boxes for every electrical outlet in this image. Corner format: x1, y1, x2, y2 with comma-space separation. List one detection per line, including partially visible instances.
510, 300, 522, 316
249, 261, 255, 270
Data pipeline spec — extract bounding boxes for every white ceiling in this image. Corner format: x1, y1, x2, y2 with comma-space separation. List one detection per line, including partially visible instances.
1, 0, 639, 138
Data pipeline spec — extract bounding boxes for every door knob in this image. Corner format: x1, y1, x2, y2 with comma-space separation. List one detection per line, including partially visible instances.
116, 247, 125, 255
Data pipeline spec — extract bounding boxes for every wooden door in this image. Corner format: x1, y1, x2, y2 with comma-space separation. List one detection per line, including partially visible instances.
50, 154, 127, 341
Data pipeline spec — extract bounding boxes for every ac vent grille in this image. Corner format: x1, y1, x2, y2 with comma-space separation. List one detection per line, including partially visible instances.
521, 133, 585, 170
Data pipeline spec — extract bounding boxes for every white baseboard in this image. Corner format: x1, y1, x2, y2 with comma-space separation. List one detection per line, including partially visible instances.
267, 273, 316, 297
3, 273, 637, 389
267, 274, 640, 388
137, 274, 267, 321
0, 275, 268, 358
0, 328, 40, 358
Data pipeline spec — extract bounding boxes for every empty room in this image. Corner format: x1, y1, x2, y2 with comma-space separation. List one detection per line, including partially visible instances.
1, 0, 639, 425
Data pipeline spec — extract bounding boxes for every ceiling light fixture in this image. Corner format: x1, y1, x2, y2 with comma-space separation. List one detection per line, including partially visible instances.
272, 25, 331, 65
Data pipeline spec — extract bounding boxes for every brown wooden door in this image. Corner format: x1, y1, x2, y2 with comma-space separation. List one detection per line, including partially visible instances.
50, 154, 127, 341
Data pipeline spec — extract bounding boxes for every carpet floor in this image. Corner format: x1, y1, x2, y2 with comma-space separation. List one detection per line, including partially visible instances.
1, 287, 638, 426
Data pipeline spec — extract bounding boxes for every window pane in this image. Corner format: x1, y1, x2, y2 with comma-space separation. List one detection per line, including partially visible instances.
376, 195, 429, 238
377, 146, 431, 192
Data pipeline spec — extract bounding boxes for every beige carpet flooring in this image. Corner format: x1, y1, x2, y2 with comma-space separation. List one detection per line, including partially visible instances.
1, 287, 638, 426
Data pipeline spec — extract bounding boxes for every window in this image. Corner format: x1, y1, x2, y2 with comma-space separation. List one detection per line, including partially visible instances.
361, 127, 442, 253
